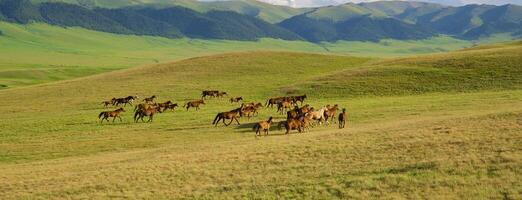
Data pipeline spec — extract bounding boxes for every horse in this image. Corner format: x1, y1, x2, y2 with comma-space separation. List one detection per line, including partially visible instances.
202, 90, 219, 99
212, 107, 242, 127
134, 106, 162, 123
324, 104, 340, 124
114, 96, 137, 107
266, 97, 285, 108
184, 100, 205, 111
230, 97, 243, 103
134, 102, 156, 112
305, 107, 328, 126
156, 101, 173, 112
292, 94, 307, 105
102, 98, 116, 107
163, 103, 179, 112
216, 92, 227, 98
299, 104, 312, 114
277, 100, 293, 115
278, 118, 303, 134
143, 95, 156, 104
287, 106, 302, 120
338, 108, 347, 129
253, 117, 273, 136
98, 108, 125, 123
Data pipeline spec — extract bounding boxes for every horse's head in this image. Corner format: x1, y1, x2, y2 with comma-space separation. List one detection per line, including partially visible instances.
342, 108, 346, 113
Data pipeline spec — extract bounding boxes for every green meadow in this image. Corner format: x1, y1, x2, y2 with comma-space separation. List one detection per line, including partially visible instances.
1, 22, 515, 88
0, 39, 520, 199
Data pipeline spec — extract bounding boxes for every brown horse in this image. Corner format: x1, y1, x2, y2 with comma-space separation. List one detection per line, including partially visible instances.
338, 108, 347, 129
212, 107, 242, 127
286, 106, 302, 120
278, 118, 303, 134
266, 97, 285, 108
156, 101, 173, 112
277, 100, 293, 115
134, 106, 162, 123
292, 94, 307, 105
163, 103, 179, 112
299, 104, 312, 114
102, 98, 116, 107
98, 108, 125, 123
143, 95, 156, 104
184, 100, 205, 111
253, 117, 273, 136
114, 96, 138, 107
324, 104, 339, 124
216, 92, 227, 98
230, 96, 243, 103
202, 90, 219, 99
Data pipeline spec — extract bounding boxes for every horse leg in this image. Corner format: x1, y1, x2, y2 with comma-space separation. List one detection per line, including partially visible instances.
112, 116, 116, 122
148, 114, 153, 122
234, 117, 240, 125
118, 116, 122, 122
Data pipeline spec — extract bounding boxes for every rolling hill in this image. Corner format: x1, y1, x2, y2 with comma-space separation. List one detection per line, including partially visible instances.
2, 0, 522, 42
0, 41, 520, 198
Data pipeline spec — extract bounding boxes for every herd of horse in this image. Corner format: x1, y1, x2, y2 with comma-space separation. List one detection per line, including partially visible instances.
98, 90, 347, 136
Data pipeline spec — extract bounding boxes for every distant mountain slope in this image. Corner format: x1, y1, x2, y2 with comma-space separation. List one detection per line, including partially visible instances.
31, 0, 309, 23
0, 0, 302, 41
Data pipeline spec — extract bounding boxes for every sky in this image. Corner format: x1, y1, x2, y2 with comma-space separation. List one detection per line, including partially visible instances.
254, 0, 522, 7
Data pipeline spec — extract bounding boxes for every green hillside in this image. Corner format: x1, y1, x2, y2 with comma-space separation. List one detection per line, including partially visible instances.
0, 42, 520, 198
1, 22, 516, 89
31, 0, 309, 23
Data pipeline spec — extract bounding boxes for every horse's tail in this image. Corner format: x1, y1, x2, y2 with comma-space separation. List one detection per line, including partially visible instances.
212, 113, 220, 125
98, 112, 105, 119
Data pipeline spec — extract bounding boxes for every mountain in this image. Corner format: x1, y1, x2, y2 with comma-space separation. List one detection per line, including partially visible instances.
31, 0, 310, 23
0, 0, 302, 40
2, 0, 521, 42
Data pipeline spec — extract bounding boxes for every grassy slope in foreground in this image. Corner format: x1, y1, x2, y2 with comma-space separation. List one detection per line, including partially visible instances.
2, 22, 515, 88
0, 42, 520, 198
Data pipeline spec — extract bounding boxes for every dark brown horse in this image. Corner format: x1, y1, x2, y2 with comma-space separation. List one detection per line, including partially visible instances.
143, 95, 156, 104
114, 96, 138, 107
184, 100, 205, 111
291, 94, 307, 105
163, 103, 179, 112
230, 96, 243, 103
287, 106, 302, 120
253, 117, 273, 136
134, 106, 162, 123
266, 97, 285, 108
98, 108, 125, 123
212, 107, 242, 127
278, 118, 303, 134
338, 108, 347, 129
202, 90, 219, 99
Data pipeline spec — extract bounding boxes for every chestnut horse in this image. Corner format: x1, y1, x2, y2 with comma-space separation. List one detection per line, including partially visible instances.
134, 106, 162, 123
212, 107, 242, 127
253, 117, 273, 136
324, 104, 339, 124
278, 118, 303, 134
184, 100, 205, 111
98, 108, 125, 123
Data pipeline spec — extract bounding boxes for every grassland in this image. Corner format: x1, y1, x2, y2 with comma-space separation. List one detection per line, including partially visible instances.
0, 41, 520, 198
1, 22, 516, 89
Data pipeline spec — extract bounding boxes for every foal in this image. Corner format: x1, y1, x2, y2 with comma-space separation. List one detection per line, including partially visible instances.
253, 117, 273, 136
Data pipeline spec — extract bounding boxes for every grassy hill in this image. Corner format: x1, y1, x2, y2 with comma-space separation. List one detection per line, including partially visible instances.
31, 0, 309, 23
4, 21, 510, 89
0, 42, 520, 198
